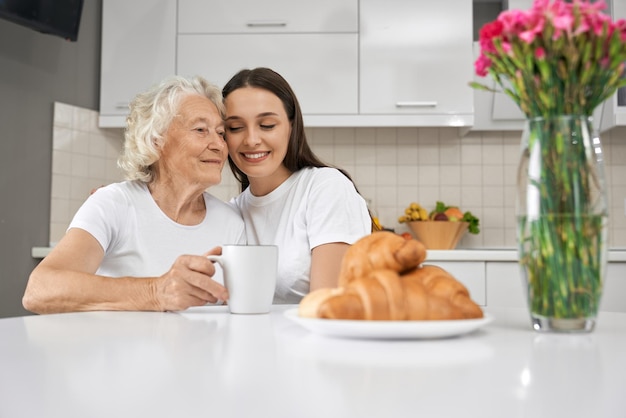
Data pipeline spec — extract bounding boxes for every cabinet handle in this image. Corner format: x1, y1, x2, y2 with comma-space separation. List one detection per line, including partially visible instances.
246, 21, 287, 28
395, 101, 438, 108
115, 102, 129, 110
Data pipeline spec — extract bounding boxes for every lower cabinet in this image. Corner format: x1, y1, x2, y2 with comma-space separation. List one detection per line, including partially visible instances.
423, 261, 486, 306
426, 260, 626, 313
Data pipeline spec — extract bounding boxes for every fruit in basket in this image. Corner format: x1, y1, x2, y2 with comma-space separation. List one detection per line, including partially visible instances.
397, 202, 429, 223
399, 201, 480, 235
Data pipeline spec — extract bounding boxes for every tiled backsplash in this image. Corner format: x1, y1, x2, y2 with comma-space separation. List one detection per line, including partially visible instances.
50, 103, 124, 244
50, 103, 626, 248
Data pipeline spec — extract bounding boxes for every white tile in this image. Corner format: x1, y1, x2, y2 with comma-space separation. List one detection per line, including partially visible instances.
439, 140, 461, 165
334, 144, 355, 165
482, 143, 503, 165
53, 127, 73, 151
396, 185, 419, 206
52, 151, 72, 175
71, 131, 89, 155
355, 144, 377, 165
397, 128, 418, 145
53, 102, 73, 128
418, 145, 439, 165
71, 154, 90, 177
482, 166, 504, 186
375, 128, 397, 145
51, 174, 72, 199
396, 143, 419, 165
355, 129, 376, 145
461, 141, 482, 164
50, 198, 71, 223
375, 144, 397, 165
70, 177, 94, 201
310, 128, 334, 144
461, 165, 482, 186
88, 156, 106, 179
482, 186, 505, 207
418, 165, 439, 186
334, 128, 356, 145
397, 165, 418, 186
375, 186, 398, 208
482, 207, 505, 228
375, 165, 397, 186
440, 165, 461, 186
439, 187, 462, 205
354, 165, 377, 186
312, 144, 334, 164
461, 186, 483, 207
88, 132, 107, 156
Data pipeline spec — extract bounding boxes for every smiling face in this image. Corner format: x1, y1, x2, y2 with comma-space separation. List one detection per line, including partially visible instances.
158, 94, 227, 189
224, 86, 293, 196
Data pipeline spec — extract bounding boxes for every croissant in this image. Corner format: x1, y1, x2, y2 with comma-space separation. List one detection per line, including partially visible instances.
299, 265, 483, 320
338, 231, 427, 287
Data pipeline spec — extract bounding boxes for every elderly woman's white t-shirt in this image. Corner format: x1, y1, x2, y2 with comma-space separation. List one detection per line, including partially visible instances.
69, 181, 246, 281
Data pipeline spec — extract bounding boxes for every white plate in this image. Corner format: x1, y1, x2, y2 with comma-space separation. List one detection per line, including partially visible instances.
283, 308, 493, 340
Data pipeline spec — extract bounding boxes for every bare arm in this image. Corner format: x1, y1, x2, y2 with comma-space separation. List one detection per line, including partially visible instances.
23, 228, 228, 314
309, 242, 350, 291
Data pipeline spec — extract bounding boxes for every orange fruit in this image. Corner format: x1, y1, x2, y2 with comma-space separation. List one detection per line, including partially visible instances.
444, 207, 464, 221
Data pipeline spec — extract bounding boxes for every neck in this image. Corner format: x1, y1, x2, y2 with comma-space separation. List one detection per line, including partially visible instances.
148, 179, 206, 225
249, 166, 293, 196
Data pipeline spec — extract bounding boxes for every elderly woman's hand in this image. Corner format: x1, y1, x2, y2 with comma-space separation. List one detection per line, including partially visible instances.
154, 249, 228, 311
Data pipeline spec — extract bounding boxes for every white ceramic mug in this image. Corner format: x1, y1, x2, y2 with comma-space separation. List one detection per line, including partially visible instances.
207, 245, 278, 314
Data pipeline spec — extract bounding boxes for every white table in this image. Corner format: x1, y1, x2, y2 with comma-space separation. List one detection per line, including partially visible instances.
1, 305, 625, 418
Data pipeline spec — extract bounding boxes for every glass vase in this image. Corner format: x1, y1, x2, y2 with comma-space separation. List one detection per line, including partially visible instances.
516, 115, 609, 333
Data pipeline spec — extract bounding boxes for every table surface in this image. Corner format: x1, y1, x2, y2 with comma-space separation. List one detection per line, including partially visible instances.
1, 305, 625, 418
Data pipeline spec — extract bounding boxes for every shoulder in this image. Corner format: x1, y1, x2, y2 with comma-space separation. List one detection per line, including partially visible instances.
88, 181, 139, 206
298, 167, 351, 185
204, 193, 244, 222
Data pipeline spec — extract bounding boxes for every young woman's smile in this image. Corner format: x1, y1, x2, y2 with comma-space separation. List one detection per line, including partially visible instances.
225, 87, 292, 195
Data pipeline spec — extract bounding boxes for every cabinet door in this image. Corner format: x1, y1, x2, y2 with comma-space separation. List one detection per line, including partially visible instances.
177, 34, 358, 115
359, 0, 474, 115
178, 0, 357, 33
423, 261, 486, 306
99, 0, 176, 127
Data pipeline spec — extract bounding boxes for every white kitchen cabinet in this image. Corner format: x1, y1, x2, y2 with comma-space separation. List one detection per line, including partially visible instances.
485, 261, 626, 313
178, 0, 358, 33
470, 43, 526, 132
177, 34, 358, 115
359, 0, 474, 125
99, 0, 176, 128
176, 0, 358, 116
596, 0, 626, 132
422, 261, 486, 306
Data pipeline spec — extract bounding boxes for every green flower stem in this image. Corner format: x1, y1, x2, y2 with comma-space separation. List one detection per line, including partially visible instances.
518, 116, 607, 320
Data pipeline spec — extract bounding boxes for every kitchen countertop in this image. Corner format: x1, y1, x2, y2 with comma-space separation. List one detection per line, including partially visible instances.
1, 304, 625, 418
32, 246, 626, 262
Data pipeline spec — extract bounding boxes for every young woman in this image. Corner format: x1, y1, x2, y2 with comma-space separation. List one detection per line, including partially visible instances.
23, 75, 245, 314
222, 67, 373, 304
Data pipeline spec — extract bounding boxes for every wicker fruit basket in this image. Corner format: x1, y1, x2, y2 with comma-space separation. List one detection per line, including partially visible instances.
407, 221, 469, 250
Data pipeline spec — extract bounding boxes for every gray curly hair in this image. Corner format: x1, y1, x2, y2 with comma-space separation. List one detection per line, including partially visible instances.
118, 75, 225, 183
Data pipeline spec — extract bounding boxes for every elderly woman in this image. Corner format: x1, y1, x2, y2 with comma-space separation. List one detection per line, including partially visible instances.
23, 75, 245, 314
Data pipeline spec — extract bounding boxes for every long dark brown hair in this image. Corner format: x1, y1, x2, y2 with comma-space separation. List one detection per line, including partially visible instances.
222, 67, 379, 231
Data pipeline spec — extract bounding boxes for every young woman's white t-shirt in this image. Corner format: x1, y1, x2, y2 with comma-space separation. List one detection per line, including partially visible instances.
230, 167, 371, 303
69, 181, 246, 282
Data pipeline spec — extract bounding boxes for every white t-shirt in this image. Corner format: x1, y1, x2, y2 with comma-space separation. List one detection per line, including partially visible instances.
69, 181, 245, 282
230, 167, 371, 303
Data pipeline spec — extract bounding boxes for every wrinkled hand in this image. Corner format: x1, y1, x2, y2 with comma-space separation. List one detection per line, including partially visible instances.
154, 247, 228, 311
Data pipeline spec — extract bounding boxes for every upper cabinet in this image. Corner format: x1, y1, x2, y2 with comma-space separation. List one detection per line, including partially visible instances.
359, 0, 474, 127
596, 0, 626, 132
176, 0, 359, 117
99, 0, 176, 128
99, 0, 475, 128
